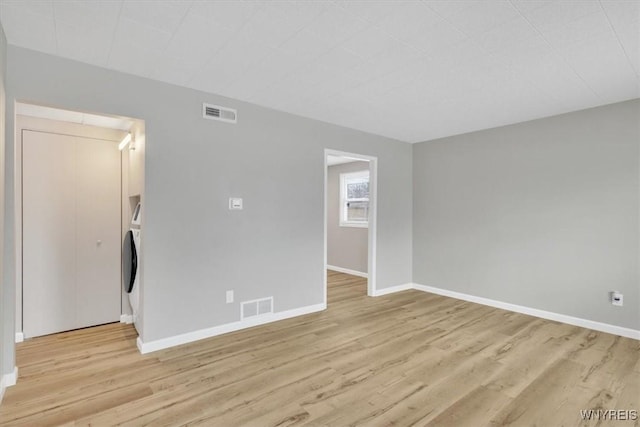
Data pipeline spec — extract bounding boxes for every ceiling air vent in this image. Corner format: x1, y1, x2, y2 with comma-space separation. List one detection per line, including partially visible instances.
203, 103, 237, 124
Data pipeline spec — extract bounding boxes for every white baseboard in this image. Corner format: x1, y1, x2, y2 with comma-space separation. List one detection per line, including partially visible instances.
1, 366, 19, 402
364, 281, 639, 340
15, 332, 24, 343
327, 265, 368, 278
120, 314, 134, 324
412, 283, 640, 341
137, 303, 327, 354
136, 281, 638, 354
371, 283, 413, 296
3, 367, 18, 387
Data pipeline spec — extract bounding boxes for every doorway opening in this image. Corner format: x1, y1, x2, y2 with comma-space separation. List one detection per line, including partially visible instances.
14, 101, 145, 341
324, 149, 378, 304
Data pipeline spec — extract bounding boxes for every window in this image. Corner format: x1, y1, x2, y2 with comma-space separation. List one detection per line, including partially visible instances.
340, 170, 369, 227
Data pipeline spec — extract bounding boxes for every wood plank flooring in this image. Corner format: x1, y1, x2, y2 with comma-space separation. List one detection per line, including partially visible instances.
1, 271, 638, 426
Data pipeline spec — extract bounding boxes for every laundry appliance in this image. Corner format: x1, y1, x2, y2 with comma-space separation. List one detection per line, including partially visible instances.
123, 202, 141, 332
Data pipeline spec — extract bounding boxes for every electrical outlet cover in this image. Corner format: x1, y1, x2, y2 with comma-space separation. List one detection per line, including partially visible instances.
611, 291, 623, 306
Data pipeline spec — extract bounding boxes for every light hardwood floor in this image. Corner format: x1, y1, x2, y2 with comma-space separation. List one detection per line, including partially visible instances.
1, 271, 638, 426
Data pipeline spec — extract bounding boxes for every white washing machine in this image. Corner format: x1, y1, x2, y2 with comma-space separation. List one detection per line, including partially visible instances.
123, 203, 141, 332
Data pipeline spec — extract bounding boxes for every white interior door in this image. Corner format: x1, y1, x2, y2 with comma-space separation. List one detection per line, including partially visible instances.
23, 130, 121, 338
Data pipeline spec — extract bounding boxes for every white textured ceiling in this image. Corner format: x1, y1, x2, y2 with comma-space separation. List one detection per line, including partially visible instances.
1, 1, 638, 143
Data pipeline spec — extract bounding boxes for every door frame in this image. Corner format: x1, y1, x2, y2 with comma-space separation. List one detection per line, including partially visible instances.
14, 116, 127, 340
20, 129, 123, 338
324, 149, 378, 303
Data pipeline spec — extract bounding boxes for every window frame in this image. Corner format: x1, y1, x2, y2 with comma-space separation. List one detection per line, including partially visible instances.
339, 170, 370, 228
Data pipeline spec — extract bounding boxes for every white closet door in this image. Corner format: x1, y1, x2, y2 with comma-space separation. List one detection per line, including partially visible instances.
23, 131, 77, 338
76, 138, 121, 328
23, 130, 121, 338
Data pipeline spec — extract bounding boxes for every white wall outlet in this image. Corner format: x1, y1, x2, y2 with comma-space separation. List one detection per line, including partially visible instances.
229, 198, 243, 210
226, 290, 234, 304
611, 291, 623, 306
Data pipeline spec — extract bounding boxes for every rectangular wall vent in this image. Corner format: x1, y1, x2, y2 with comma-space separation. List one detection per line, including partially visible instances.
241, 297, 273, 320
203, 103, 237, 123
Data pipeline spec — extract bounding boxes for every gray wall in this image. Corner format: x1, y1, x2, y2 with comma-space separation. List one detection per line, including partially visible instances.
327, 161, 369, 274
4, 47, 413, 344
0, 23, 7, 379
413, 99, 640, 330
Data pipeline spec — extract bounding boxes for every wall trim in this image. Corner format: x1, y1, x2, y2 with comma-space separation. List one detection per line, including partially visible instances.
411, 283, 639, 340
1, 366, 19, 402
120, 314, 134, 324
15, 332, 24, 343
137, 303, 326, 354
136, 281, 638, 354
327, 265, 368, 278
371, 283, 413, 296
369, 282, 639, 340
3, 367, 18, 387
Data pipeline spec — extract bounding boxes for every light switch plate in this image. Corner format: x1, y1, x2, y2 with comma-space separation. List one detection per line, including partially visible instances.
229, 198, 243, 210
